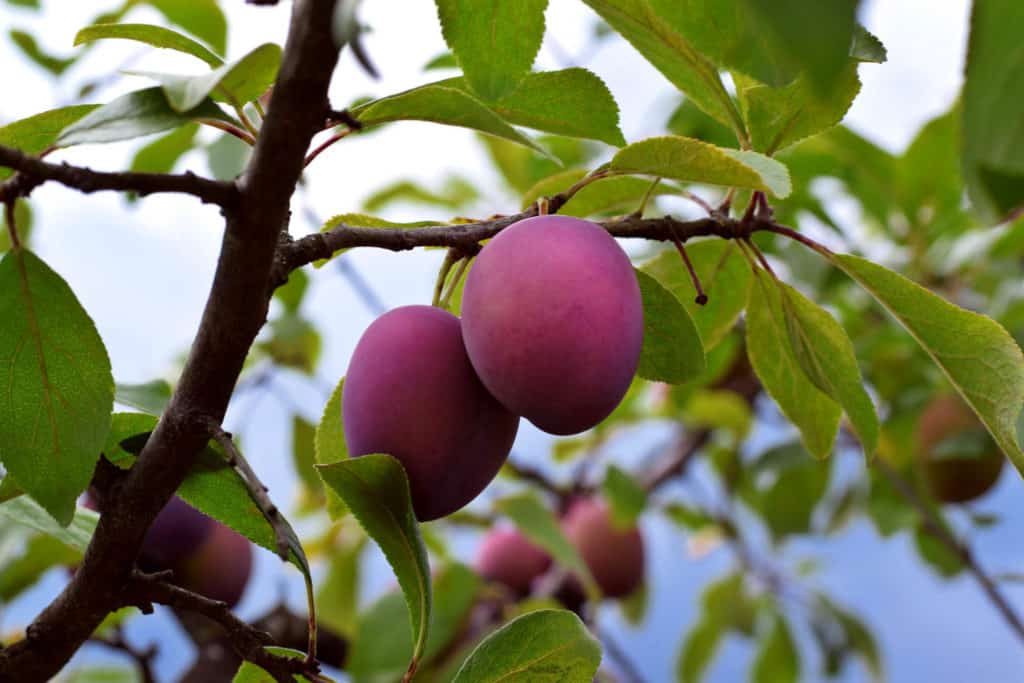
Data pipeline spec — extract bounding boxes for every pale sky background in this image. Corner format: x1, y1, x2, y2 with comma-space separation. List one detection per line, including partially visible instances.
3, 1, 1024, 682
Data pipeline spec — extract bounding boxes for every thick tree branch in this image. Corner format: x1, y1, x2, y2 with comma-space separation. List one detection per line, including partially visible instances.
0, 1, 342, 680
0, 145, 238, 206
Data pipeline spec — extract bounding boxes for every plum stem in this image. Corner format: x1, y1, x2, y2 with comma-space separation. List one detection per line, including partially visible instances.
432, 249, 459, 308
440, 255, 471, 310
669, 226, 708, 305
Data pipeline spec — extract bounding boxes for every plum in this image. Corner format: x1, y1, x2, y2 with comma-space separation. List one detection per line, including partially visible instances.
343, 305, 520, 521
476, 525, 551, 595
562, 497, 644, 598
175, 522, 253, 607
916, 395, 1004, 504
461, 215, 643, 435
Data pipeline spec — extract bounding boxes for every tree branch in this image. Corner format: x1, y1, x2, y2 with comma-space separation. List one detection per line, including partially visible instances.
875, 459, 1024, 646
0, 1, 342, 680
0, 145, 238, 206
125, 572, 328, 683
88, 627, 157, 683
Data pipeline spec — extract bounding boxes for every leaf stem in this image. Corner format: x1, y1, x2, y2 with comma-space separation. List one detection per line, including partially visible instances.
4, 200, 20, 249
757, 223, 834, 258
432, 250, 459, 308
198, 118, 257, 146
440, 256, 471, 310
303, 129, 353, 169
669, 227, 707, 305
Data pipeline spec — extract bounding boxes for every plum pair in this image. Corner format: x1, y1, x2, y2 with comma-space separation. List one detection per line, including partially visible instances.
343, 215, 644, 520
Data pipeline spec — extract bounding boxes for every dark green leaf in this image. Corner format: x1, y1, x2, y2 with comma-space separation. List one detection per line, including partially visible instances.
850, 26, 888, 63
315, 377, 349, 519
352, 85, 549, 157
56, 88, 237, 148
74, 23, 223, 67
145, 0, 227, 55
129, 122, 198, 174
256, 314, 321, 375
452, 609, 601, 683
291, 416, 320, 495
914, 523, 964, 578
232, 647, 313, 682
0, 249, 113, 525
274, 268, 309, 314
439, 69, 624, 146
316, 535, 364, 640
752, 615, 799, 683
832, 254, 1024, 476
746, 270, 841, 459
962, 0, 1024, 221
9, 29, 75, 75
601, 465, 647, 527
434, 0, 548, 100
317, 455, 432, 669
635, 269, 706, 383
114, 380, 172, 415
610, 136, 791, 197
677, 615, 722, 683
581, 0, 745, 139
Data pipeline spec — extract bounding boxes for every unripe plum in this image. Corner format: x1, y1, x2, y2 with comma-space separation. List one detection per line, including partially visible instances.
343, 305, 520, 521
476, 525, 551, 595
562, 497, 644, 598
915, 395, 1004, 504
461, 215, 643, 435
175, 522, 253, 607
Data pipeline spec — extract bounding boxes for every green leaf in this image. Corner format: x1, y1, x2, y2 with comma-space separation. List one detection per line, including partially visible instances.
601, 465, 647, 527
59, 667, 142, 683
752, 615, 799, 683
74, 23, 224, 67
314, 377, 349, 518
114, 380, 172, 415
735, 64, 862, 154
291, 416, 320, 495
145, 0, 227, 56
0, 105, 97, 179
256, 314, 321, 375
0, 532, 80, 601
738, 0, 860, 95
677, 615, 723, 683
850, 26, 888, 64
832, 254, 1024, 476
521, 173, 678, 217
610, 136, 791, 197
438, 69, 624, 146
817, 597, 882, 681
452, 609, 601, 683
349, 563, 481, 683
129, 122, 198, 174
0, 249, 113, 526
316, 535, 364, 640
746, 270, 841, 459
777, 281, 879, 455
206, 131, 251, 180
580, 0, 745, 140
128, 43, 281, 112
0, 201, 33, 252
434, 0, 548, 100
647, 0, 799, 87
352, 85, 549, 157
635, 269, 706, 383
232, 647, 313, 682
56, 88, 237, 148
744, 443, 831, 542
8, 29, 75, 75
641, 240, 752, 350
914, 523, 963, 578
495, 492, 598, 598
274, 267, 309, 314
0, 496, 98, 552
317, 455, 432, 670
962, 0, 1024, 222
363, 177, 479, 213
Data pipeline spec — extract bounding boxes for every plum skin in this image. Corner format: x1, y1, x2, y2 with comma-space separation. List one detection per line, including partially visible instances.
915, 395, 1004, 504
475, 525, 551, 595
562, 497, 644, 598
176, 522, 253, 607
461, 215, 643, 435
343, 305, 520, 521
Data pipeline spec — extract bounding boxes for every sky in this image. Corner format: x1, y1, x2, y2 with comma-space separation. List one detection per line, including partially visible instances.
2, 1, 1023, 682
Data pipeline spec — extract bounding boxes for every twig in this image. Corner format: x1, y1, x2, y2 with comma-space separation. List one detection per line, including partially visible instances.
126, 572, 329, 683
875, 459, 1024, 645
504, 457, 572, 501
205, 420, 290, 562
0, 145, 238, 206
669, 227, 708, 305
597, 625, 647, 683
88, 628, 157, 683
643, 430, 711, 492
